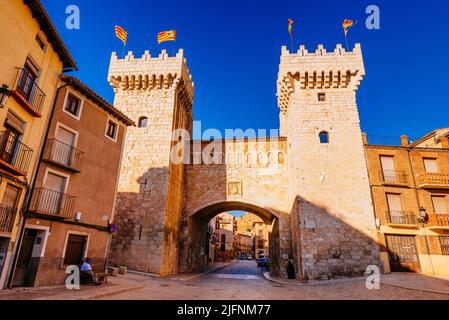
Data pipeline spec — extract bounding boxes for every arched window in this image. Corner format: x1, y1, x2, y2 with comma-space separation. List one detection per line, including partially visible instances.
319, 131, 329, 144
138, 117, 148, 128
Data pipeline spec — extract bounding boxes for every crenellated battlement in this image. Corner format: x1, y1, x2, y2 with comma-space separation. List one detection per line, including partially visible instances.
277, 44, 365, 114
108, 49, 194, 105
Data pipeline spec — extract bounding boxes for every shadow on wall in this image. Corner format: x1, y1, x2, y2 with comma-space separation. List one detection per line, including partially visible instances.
291, 195, 384, 281
109, 167, 173, 274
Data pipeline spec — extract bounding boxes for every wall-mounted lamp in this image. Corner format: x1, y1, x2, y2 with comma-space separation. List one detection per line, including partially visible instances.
0, 84, 11, 108
74, 211, 82, 222
418, 207, 428, 224
375, 218, 381, 230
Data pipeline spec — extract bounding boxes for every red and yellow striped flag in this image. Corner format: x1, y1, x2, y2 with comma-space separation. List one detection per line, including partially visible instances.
115, 25, 128, 45
342, 19, 354, 36
288, 19, 293, 35
157, 30, 177, 44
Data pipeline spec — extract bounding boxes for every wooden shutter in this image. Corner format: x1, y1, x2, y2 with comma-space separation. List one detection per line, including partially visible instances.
424, 158, 438, 173
432, 196, 448, 214
64, 234, 87, 266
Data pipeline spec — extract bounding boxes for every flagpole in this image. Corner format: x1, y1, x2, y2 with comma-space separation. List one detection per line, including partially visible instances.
290, 33, 294, 52
344, 32, 349, 51
122, 43, 126, 59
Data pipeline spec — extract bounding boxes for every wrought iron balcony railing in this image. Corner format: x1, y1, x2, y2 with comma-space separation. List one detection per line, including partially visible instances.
386, 210, 418, 225
0, 204, 17, 233
379, 170, 409, 185
417, 173, 449, 188
12, 67, 45, 116
0, 131, 33, 176
43, 139, 85, 172
29, 188, 76, 219
428, 214, 449, 228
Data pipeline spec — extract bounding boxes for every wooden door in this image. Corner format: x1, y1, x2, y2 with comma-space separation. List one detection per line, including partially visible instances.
0, 185, 20, 232
12, 229, 38, 287
42, 172, 67, 214
386, 235, 421, 272
380, 156, 396, 183
54, 127, 76, 166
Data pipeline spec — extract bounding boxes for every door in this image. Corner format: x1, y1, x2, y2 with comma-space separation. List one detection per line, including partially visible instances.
63, 234, 87, 266
386, 235, 421, 272
54, 127, 76, 166
380, 156, 396, 183
12, 229, 38, 287
0, 124, 20, 165
386, 193, 404, 224
42, 172, 67, 215
0, 185, 21, 232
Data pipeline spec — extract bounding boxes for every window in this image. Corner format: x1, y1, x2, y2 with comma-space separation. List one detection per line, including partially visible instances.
63, 234, 87, 266
440, 237, 449, 255
138, 117, 148, 128
380, 156, 396, 183
318, 93, 326, 102
424, 158, 438, 173
221, 234, 226, 244
106, 120, 118, 140
257, 240, 264, 249
35, 34, 45, 50
319, 131, 329, 144
65, 94, 81, 117
432, 196, 448, 214
386, 194, 403, 223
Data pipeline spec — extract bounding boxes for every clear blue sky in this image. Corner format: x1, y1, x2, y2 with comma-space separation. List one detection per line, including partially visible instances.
43, 0, 448, 144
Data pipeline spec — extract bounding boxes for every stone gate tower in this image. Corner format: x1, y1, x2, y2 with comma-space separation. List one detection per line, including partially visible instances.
278, 44, 379, 279
107, 50, 194, 275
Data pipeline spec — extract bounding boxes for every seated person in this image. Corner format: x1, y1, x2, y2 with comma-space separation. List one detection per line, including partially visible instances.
80, 258, 100, 285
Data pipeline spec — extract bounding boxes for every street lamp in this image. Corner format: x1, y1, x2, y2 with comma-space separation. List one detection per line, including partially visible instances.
419, 207, 428, 223
0, 84, 11, 108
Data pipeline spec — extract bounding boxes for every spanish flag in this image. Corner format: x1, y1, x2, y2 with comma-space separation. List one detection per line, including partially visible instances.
158, 30, 177, 44
288, 19, 293, 35
115, 25, 128, 45
342, 19, 353, 36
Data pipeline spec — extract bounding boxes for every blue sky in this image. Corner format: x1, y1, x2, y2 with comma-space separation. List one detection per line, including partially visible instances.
43, 0, 448, 145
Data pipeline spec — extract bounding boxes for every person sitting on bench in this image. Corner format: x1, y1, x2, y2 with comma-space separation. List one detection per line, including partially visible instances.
81, 258, 99, 285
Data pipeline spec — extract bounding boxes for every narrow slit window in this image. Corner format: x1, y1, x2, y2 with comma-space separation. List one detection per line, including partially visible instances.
138, 117, 148, 128
319, 131, 329, 144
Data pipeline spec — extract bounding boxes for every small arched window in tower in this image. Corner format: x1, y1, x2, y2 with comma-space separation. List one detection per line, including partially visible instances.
319, 131, 329, 144
138, 116, 148, 128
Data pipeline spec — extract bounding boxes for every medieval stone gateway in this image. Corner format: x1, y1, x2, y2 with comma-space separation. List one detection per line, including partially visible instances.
108, 44, 380, 280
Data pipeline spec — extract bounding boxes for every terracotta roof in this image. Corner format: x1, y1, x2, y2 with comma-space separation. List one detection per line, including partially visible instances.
61, 76, 135, 126
25, 0, 78, 70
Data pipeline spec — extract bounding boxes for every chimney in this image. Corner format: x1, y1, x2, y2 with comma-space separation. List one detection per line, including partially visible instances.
441, 136, 449, 149
362, 132, 368, 145
400, 135, 409, 147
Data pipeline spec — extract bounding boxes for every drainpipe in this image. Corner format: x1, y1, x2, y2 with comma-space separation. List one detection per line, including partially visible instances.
6, 81, 71, 289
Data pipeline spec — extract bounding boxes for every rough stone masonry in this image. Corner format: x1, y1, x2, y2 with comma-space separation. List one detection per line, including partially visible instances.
107, 44, 379, 280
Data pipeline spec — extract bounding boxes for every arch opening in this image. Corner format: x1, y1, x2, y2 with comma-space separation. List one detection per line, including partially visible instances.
180, 201, 282, 277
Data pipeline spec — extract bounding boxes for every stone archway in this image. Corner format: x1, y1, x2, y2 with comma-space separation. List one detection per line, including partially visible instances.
178, 200, 286, 277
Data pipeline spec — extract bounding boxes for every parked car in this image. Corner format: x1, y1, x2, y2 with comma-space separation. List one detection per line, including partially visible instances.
246, 254, 253, 260
257, 257, 268, 267
239, 254, 247, 260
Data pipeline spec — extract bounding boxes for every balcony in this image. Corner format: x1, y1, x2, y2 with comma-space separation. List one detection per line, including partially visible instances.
43, 139, 85, 173
379, 170, 409, 186
417, 173, 449, 189
29, 188, 76, 220
11, 67, 45, 117
427, 214, 449, 230
386, 210, 418, 227
0, 131, 33, 176
0, 204, 17, 233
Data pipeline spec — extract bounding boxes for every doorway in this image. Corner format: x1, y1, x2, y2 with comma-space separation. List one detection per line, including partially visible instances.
12, 228, 47, 287
386, 235, 421, 272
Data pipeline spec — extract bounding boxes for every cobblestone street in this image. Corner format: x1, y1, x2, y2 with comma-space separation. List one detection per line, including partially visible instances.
1, 260, 449, 300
